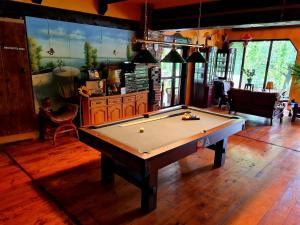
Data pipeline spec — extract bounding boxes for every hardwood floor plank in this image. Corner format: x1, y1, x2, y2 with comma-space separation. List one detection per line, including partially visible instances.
0, 153, 73, 225
258, 172, 300, 225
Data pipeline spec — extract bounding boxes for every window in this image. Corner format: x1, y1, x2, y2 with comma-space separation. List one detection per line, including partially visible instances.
267, 41, 296, 91
242, 41, 270, 89
230, 40, 297, 93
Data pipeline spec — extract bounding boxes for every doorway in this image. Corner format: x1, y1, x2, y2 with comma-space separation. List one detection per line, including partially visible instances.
160, 47, 183, 108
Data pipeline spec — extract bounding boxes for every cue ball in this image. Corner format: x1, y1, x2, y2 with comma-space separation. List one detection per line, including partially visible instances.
139, 127, 144, 133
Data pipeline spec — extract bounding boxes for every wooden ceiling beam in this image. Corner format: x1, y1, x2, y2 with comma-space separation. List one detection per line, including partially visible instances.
0, 1, 139, 30
151, 0, 300, 30
103, 0, 127, 3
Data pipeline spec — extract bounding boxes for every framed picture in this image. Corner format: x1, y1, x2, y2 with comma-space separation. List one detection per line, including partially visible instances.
86, 79, 106, 96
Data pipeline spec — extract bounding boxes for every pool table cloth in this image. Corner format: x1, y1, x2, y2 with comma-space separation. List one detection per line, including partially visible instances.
94, 108, 234, 154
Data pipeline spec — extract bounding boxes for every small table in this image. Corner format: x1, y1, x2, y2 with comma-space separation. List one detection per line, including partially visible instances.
244, 83, 254, 91
79, 105, 245, 212
288, 102, 300, 121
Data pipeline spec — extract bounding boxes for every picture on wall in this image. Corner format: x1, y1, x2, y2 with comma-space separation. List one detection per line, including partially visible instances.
25, 16, 136, 112
25, 16, 135, 75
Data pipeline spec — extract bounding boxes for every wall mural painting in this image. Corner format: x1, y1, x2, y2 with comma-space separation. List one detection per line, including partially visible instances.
25, 16, 135, 112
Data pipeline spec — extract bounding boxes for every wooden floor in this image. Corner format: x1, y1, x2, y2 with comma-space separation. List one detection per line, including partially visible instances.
1, 109, 300, 225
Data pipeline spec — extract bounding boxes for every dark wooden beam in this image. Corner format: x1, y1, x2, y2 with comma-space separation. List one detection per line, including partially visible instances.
31, 0, 42, 4
152, 0, 300, 30
0, 1, 139, 30
104, 0, 126, 3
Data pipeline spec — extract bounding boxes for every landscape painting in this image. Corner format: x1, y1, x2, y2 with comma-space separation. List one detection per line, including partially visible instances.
25, 16, 136, 113
26, 16, 135, 75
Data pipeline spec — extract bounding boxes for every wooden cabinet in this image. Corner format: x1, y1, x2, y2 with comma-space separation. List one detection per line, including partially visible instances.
82, 91, 148, 126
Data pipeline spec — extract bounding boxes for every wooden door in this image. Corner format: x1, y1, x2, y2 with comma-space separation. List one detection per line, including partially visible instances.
91, 107, 107, 125
107, 105, 122, 122
191, 47, 217, 108
0, 19, 35, 136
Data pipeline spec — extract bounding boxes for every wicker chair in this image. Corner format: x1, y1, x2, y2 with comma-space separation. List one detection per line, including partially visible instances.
39, 99, 79, 145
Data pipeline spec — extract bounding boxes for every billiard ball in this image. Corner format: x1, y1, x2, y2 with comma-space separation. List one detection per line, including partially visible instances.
139, 127, 145, 133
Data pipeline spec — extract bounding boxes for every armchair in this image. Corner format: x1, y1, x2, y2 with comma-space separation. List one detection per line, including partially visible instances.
39, 98, 79, 145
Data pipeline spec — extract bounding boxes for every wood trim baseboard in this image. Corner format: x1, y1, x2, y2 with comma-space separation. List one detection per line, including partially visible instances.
0, 131, 39, 145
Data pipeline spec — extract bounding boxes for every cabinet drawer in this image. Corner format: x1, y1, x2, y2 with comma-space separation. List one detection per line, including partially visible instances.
123, 96, 136, 103
108, 97, 122, 105
136, 93, 148, 101
91, 99, 107, 107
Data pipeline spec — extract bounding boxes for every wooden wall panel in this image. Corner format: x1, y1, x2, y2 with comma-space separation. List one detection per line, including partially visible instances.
0, 20, 35, 136
0, 1, 139, 30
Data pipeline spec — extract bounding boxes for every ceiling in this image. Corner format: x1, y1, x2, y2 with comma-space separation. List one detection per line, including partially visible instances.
126, 0, 218, 9
147, 0, 300, 31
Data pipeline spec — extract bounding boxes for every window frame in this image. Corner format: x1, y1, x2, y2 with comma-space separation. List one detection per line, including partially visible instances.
229, 38, 298, 90
160, 46, 188, 108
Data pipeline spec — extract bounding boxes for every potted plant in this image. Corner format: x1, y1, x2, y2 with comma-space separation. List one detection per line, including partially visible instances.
289, 63, 300, 83
243, 69, 255, 84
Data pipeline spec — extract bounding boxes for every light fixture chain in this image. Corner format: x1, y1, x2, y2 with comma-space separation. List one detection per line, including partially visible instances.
196, 1, 202, 44
144, 0, 148, 40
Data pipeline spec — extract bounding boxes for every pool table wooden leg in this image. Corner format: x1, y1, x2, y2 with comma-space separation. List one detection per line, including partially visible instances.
101, 154, 115, 183
213, 138, 228, 168
141, 169, 158, 212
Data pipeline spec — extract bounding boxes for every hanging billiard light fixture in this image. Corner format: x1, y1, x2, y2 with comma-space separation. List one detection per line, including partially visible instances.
161, 39, 186, 63
186, 1, 206, 63
132, 0, 158, 64
132, 2, 205, 53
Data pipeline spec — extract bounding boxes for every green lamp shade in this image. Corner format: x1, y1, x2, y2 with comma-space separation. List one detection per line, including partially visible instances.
161, 49, 186, 63
132, 49, 158, 64
186, 50, 206, 63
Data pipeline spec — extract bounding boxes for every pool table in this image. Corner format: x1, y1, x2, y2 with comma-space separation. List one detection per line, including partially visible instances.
78, 105, 245, 212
